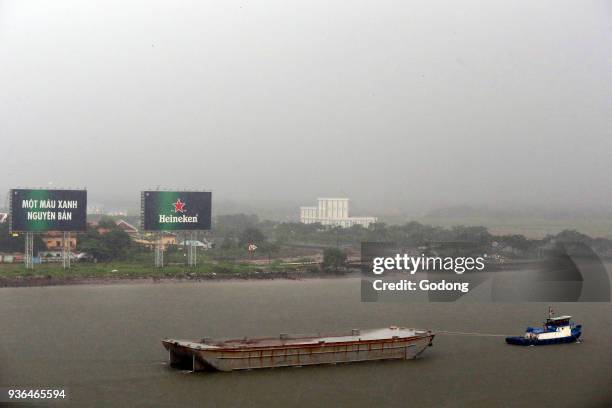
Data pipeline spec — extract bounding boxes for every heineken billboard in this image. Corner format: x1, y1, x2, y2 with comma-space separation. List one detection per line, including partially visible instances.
141, 191, 211, 231
9, 189, 87, 232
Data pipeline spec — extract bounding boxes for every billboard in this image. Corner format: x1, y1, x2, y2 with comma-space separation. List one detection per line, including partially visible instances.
9, 189, 87, 232
141, 191, 211, 231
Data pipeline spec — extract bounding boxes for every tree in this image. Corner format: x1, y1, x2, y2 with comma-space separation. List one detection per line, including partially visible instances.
322, 247, 347, 273
553, 230, 592, 245
497, 234, 534, 253
78, 225, 132, 261
367, 222, 390, 242
97, 216, 119, 229
103, 229, 132, 259
239, 227, 266, 247
451, 225, 492, 244
220, 238, 235, 250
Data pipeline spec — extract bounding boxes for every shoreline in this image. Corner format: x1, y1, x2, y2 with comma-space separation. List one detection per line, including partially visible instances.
0, 270, 360, 288
0, 260, 542, 288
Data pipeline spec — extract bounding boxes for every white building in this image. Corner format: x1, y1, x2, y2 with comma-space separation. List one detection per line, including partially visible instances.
300, 198, 377, 228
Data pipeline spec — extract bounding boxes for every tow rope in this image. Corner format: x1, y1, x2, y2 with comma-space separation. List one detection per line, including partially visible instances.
434, 330, 511, 337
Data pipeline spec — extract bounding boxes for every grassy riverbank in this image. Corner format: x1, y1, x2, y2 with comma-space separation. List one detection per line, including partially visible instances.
0, 258, 329, 287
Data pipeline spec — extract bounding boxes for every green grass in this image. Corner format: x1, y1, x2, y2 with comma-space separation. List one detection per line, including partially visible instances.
0, 258, 311, 281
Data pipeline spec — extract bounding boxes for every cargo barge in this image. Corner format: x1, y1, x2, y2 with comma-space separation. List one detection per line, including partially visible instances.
163, 326, 435, 372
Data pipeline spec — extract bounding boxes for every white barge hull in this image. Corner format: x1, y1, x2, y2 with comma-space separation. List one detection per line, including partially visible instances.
163, 327, 435, 372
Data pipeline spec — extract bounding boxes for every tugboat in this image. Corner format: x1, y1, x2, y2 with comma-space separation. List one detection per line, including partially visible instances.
506, 307, 582, 346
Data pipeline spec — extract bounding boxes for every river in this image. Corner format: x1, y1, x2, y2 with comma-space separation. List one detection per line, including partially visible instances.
1, 276, 611, 407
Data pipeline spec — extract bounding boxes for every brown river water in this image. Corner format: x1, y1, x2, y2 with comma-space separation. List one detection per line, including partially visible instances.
1, 273, 611, 407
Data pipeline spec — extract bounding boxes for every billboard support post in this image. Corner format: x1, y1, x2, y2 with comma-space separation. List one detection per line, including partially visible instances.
24, 232, 34, 270
182, 232, 188, 267
155, 232, 164, 268
62, 232, 71, 269
187, 231, 197, 267
193, 232, 197, 267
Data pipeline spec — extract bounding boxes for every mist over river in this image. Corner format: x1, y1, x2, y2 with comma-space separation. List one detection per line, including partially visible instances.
1, 273, 611, 407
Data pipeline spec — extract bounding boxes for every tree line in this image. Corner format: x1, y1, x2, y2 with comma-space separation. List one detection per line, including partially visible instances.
2, 213, 612, 262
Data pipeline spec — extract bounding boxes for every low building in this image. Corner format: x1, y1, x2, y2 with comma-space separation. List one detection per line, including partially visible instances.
133, 233, 177, 250
0, 253, 23, 263
92, 219, 139, 237
299, 198, 377, 228
116, 219, 139, 237
178, 239, 213, 249
42, 232, 77, 250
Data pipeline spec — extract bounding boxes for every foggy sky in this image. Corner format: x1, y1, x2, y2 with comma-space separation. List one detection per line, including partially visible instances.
1, 0, 611, 215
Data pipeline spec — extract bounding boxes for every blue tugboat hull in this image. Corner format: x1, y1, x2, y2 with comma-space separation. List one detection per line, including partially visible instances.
506, 328, 582, 346
506, 335, 578, 346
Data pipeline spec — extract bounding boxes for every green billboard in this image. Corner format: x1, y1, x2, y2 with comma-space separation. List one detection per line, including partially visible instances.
9, 189, 87, 232
141, 191, 211, 231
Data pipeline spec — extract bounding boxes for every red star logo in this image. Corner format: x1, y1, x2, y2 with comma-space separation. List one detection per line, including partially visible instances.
173, 199, 186, 213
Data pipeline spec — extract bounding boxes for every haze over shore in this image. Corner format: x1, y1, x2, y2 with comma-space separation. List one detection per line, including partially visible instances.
2, 0, 612, 214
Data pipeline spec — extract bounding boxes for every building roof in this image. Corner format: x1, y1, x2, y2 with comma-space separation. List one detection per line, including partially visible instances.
116, 219, 138, 232
43, 231, 76, 238
317, 197, 349, 201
